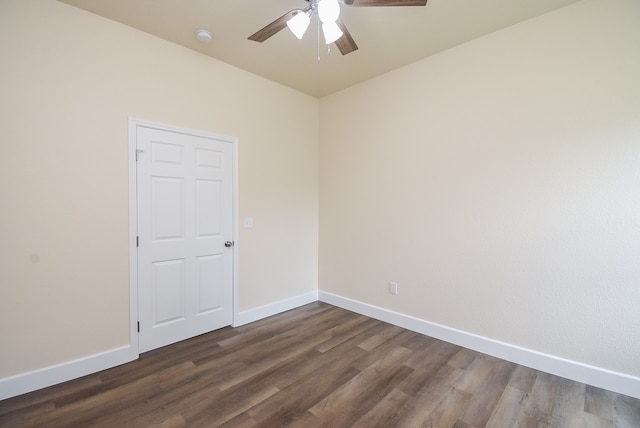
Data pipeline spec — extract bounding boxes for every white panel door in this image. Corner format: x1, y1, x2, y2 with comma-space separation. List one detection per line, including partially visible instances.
136, 125, 233, 353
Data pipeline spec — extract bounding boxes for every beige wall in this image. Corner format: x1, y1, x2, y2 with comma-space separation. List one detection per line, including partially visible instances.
0, 0, 318, 378
320, 0, 640, 377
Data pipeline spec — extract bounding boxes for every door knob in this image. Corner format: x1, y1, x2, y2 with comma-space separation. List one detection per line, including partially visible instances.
225, 241, 234, 248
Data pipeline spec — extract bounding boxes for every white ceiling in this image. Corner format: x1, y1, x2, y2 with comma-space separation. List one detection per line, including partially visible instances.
58, 0, 581, 98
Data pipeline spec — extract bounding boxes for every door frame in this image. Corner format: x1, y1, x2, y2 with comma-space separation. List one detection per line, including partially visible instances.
128, 117, 239, 356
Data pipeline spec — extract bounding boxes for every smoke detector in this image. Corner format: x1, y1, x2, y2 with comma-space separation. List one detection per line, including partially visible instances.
195, 29, 213, 43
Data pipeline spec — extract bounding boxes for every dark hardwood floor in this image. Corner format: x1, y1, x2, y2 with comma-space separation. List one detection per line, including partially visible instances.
1, 302, 639, 427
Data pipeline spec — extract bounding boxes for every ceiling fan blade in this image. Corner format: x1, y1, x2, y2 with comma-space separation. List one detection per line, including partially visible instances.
348, 0, 427, 6
248, 10, 299, 42
334, 19, 358, 55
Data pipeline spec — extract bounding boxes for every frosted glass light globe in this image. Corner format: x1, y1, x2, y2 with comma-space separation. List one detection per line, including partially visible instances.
322, 21, 343, 44
287, 11, 310, 39
318, 0, 340, 23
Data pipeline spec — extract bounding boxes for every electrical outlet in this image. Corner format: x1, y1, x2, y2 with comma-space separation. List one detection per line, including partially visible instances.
389, 282, 398, 295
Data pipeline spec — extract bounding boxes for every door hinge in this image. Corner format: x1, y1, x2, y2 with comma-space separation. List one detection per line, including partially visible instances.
135, 149, 144, 161
137, 321, 140, 332
136, 236, 139, 247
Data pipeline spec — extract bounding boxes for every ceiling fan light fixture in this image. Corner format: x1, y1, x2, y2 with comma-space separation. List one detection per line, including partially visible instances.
322, 20, 343, 44
287, 10, 310, 39
318, 0, 340, 23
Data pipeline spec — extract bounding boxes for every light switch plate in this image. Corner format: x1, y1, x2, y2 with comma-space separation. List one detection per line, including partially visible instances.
243, 217, 254, 228
389, 282, 398, 295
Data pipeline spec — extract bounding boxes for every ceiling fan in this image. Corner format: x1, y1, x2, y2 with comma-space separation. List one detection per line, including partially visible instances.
248, 0, 428, 55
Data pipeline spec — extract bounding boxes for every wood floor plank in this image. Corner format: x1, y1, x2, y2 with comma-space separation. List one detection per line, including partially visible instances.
507, 364, 538, 393
485, 385, 530, 428
308, 346, 414, 426
585, 384, 615, 421
453, 419, 480, 428
350, 387, 412, 428
396, 338, 460, 397
246, 356, 362, 425
548, 378, 587, 427
0, 371, 102, 417
454, 354, 500, 394
516, 371, 570, 427
314, 315, 379, 353
573, 412, 614, 428
393, 364, 466, 427
217, 305, 341, 350
357, 323, 406, 351
423, 386, 473, 427
19, 379, 160, 427
145, 413, 188, 428
181, 376, 280, 426
216, 412, 258, 428
280, 410, 322, 428
207, 313, 349, 391
1, 302, 638, 427
447, 347, 478, 370
613, 394, 640, 428
458, 358, 517, 426
85, 361, 232, 427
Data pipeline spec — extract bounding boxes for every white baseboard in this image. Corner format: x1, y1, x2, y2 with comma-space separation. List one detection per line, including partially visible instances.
0, 345, 137, 401
318, 291, 640, 399
233, 291, 319, 327
0, 291, 319, 401
4, 292, 637, 401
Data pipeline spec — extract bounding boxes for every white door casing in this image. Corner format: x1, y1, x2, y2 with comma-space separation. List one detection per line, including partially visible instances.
132, 120, 235, 353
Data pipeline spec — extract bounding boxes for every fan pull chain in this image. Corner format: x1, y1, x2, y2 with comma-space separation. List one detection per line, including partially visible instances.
317, 14, 321, 62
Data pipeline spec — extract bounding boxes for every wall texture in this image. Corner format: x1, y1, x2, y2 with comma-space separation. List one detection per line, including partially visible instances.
0, 0, 318, 379
319, 0, 640, 377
